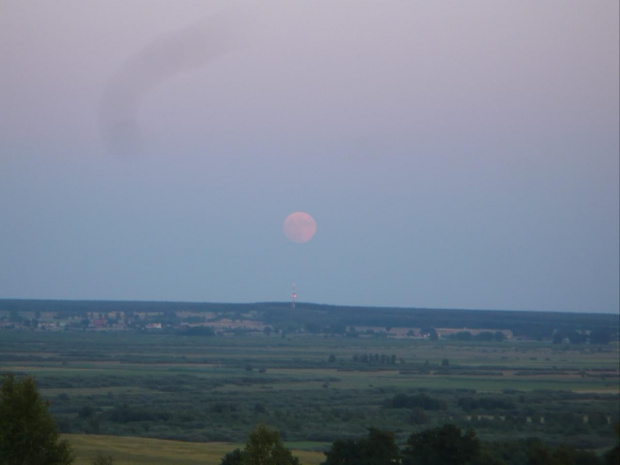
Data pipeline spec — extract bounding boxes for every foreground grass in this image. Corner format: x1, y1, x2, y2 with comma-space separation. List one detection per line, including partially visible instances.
65, 434, 324, 465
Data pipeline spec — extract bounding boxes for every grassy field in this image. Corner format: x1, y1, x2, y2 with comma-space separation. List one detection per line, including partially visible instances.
65, 434, 324, 465
2, 330, 618, 452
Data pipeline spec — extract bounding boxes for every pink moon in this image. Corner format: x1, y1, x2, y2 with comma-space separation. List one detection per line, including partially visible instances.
283, 212, 317, 243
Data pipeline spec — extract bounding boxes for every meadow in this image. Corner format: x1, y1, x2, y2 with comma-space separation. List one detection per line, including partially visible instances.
64, 434, 324, 465
1, 325, 618, 463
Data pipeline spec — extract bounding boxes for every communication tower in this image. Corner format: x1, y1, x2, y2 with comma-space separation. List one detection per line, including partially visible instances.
291, 283, 297, 309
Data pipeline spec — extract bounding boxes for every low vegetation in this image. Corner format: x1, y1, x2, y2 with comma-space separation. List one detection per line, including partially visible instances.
0, 299, 618, 464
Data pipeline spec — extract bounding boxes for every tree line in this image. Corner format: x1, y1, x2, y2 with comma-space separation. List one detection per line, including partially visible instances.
221, 422, 620, 465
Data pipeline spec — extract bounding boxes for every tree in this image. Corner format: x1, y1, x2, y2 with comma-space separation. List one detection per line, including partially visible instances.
359, 429, 400, 465
567, 329, 586, 345
589, 329, 612, 345
220, 448, 244, 465
425, 328, 438, 341
473, 332, 494, 342
322, 428, 400, 465
0, 373, 74, 465
92, 452, 114, 465
402, 424, 480, 465
604, 423, 620, 465
322, 438, 360, 465
221, 424, 299, 465
453, 331, 473, 342
553, 331, 566, 344
524, 438, 557, 465
9, 310, 21, 323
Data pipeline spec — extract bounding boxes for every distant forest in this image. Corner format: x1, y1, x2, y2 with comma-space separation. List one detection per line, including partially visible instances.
1, 299, 617, 342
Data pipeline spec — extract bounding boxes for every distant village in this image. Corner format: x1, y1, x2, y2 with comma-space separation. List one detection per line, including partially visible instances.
0, 309, 261, 334
0, 302, 615, 345
0, 307, 517, 340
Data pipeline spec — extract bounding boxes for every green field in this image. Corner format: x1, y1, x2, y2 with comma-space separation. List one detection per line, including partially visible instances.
65, 434, 324, 465
1, 328, 619, 456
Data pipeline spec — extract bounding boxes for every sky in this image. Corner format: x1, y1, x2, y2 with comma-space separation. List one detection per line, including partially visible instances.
1, 1, 618, 314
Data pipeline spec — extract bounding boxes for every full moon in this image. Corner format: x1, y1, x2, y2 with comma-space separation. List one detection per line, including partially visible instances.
283, 212, 317, 243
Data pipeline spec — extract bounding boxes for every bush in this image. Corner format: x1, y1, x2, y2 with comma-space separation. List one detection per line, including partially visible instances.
92, 452, 114, 465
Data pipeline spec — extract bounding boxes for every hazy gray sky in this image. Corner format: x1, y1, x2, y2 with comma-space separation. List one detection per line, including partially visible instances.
1, 1, 618, 313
